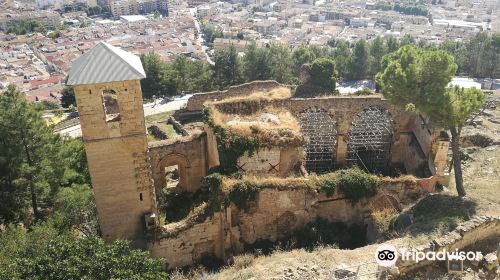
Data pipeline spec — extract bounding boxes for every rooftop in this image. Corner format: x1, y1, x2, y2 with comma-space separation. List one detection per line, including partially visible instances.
67, 42, 146, 86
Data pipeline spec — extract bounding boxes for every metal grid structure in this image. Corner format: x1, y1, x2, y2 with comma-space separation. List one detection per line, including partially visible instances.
299, 107, 337, 174
346, 106, 394, 174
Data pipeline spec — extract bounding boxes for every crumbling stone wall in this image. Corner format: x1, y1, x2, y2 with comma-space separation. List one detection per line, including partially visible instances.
149, 176, 433, 269
210, 95, 439, 177
186, 80, 286, 111
236, 147, 304, 177
148, 212, 228, 268
397, 216, 500, 275
149, 132, 218, 193
236, 189, 318, 245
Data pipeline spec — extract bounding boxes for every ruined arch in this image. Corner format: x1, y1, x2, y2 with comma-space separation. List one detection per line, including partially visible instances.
346, 106, 394, 174
299, 106, 337, 174
157, 153, 190, 193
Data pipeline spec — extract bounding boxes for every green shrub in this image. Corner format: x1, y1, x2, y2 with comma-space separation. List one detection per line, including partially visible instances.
317, 173, 337, 197
202, 173, 225, 216
336, 169, 379, 205
355, 87, 372, 95
372, 208, 398, 240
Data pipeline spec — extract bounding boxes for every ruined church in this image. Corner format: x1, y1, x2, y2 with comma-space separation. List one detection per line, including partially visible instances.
67, 42, 450, 268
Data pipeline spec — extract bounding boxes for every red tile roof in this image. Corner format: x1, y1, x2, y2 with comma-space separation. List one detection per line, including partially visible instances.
29, 75, 62, 89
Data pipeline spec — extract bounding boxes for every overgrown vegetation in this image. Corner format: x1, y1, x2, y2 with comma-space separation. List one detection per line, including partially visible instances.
409, 194, 477, 236
203, 173, 227, 216
316, 169, 380, 204
336, 169, 380, 204
0, 85, 165, 279
227, 181, 259, 211
355, 87, 373, 95
316, 172, 338, 197
371, 208, 399, 240
182, 168, 380, 220
203, 107, 260, 174
0, 223, 166, 279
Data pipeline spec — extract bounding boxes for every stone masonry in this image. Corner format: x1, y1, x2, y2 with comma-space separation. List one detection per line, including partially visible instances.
74, 80, 157, 246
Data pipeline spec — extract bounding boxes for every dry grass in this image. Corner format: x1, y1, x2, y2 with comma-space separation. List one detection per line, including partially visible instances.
212, 87, 291, 105
210, 105, 306, 147
211, 107, 300, 133
380, 174, 418, 184
221, 172, 426, 195
145, 111, 172, 123
372, 208, 399, 239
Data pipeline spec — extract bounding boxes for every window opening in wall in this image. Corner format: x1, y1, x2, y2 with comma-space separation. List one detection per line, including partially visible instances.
165, 165, 180, 189
139, 193, 143, 201
102, 89, 120, 122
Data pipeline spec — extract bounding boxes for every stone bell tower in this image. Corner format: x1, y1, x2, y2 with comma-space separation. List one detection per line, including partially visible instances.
67, 42, 157, 246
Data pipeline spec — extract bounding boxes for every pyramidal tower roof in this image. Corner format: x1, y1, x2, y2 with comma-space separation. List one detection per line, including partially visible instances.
67, 42, 146, 86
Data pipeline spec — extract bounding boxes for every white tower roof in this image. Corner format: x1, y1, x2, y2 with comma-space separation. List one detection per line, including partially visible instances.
67, 42, 146, 86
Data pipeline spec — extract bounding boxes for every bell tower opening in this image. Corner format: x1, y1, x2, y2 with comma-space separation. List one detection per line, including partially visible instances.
102, 89, 120, 122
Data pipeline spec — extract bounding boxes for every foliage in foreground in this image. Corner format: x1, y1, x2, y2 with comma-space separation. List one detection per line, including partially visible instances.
0, 85, 93, 225
0, 223, 166, 280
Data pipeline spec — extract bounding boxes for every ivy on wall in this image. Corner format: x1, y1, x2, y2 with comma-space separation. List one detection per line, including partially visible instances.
337, 169, 379, 204
203, 107, 260, 175
199, 168, 380, 218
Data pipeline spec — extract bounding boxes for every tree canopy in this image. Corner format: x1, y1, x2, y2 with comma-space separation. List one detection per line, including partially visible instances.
137, 33, 499, 101
7, 20, 46, 35
0, 84, 165, 279
0, 223, 166, 280
309, 57, 337, 91
377, 46, 485, 196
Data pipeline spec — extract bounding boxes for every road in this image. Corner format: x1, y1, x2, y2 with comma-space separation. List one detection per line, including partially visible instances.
58, 94, 193, 138
189, 8, 214, 65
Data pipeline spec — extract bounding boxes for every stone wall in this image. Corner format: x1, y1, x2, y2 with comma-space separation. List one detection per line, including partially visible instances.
236, 147, 304, 177
75, 80, 157, 246
149, 132, 219, 193
148, 212, 227, 268
149, 176, 432, 269
186, 80, 285, 111
210, 95, 442, 177
236, 189, 318, 245
397, 216, 500, 274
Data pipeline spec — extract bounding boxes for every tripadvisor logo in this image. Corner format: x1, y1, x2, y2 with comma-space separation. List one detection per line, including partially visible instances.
375, 244, 398, 267
375, 244, 482, 267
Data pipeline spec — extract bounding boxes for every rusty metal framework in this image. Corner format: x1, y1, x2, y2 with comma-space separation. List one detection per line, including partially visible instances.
299, 107, 337, 174
346, 106, 394, 174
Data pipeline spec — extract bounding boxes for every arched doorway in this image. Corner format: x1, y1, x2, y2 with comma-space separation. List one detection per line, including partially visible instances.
346, 106, 394, 174
299, 107, 337, 174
